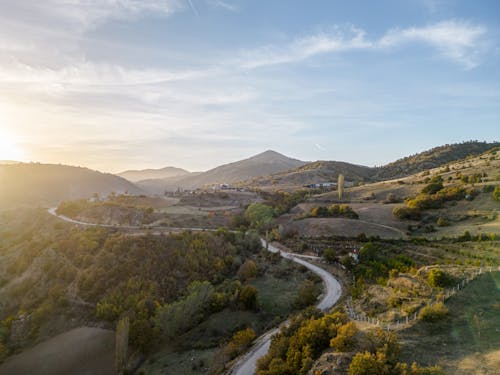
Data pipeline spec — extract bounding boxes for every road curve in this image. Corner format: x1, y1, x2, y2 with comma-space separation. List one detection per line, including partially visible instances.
227, 241, 342, 375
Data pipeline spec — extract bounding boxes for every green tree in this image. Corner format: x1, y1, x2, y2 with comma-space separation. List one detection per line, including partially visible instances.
245, 203, 274, 231
239, 285, 258, 310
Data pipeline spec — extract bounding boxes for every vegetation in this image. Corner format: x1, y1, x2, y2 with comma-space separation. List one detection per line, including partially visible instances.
418, 303, 449, 322
310, 204, 359, 219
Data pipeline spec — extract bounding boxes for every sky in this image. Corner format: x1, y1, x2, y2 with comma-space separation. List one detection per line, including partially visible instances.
0, 0, 499, 172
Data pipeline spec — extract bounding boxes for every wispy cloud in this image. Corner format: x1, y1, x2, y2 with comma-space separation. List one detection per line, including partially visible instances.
239, 26, 371, 69
238, 20, 488, 69
379, 20, 487, 69
207, 0, 238, 12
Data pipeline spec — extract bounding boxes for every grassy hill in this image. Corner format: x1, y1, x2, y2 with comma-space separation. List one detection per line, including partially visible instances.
279, 147, 499, 240
0, 163, 143, 208
372, 141, 500, 181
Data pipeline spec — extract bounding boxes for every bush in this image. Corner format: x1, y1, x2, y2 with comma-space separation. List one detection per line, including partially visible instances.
329, 322, 358, 352
436, 217, 449, 227
393, 206, 421, 220
294, 279, 320, 309
422, 182, 443, 195
427, 269, 452, 288
493, 186, 500, 201
418, 302, 449, 322
224, 328, 256, 359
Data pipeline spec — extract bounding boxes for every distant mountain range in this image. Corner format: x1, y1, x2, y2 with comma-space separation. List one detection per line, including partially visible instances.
0, 163, 142, 208
1, 141, 497, 207
117, 166, 190, 182
134, 150, 307, 193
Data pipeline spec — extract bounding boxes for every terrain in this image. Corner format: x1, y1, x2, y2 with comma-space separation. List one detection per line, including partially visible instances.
0, 141, 498, 375
246, 141, 499, 190
0, 163, 142, 208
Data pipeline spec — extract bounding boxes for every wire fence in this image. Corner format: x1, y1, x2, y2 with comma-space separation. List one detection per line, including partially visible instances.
346, 266, 500, 331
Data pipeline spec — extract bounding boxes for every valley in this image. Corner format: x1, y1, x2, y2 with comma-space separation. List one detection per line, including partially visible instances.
0, 142, 499, 375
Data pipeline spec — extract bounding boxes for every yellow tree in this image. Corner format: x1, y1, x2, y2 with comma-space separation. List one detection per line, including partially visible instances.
338, 174, 345, 200
115, 316, 129, 375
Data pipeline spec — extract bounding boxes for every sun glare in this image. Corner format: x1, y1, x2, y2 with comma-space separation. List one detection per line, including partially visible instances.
0, 131, 24, 161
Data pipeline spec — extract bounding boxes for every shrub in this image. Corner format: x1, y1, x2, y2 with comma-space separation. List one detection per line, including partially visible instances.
329, 322, 358, 352
393, 206, 421, 220
436, 217, 449, 227
493, 186, 500, 201
224, 328, 256, 359
418, 302, 448, 322
427, 269, 452, 288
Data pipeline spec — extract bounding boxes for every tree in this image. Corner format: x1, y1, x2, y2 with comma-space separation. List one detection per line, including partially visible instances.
239, 285, 258, 310
115, 317, 129, 375
338, 174, 345, 199
245, 203, 274, 232
330, 322, 358, 352
349, 351, 390, 375
224, 328, 256, 359
237, 259, 258, 281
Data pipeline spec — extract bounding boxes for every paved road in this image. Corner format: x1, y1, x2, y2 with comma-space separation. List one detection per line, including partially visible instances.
228, 240, 342, 375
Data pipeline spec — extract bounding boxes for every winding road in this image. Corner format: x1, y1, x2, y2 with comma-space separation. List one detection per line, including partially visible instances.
47, 207, 343, 375
227, 241, 342, 375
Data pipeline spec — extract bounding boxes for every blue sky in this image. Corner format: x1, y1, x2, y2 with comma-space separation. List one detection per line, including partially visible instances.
0, 0, 499, 172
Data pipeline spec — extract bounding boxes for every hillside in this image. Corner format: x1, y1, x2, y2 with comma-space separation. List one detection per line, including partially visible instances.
244, 141, 499, 190
117, 166, 190, 182
0, 163, 142, 208
245, 160, 374, 188
372, 141, 500, 181
137, 150, 307, 193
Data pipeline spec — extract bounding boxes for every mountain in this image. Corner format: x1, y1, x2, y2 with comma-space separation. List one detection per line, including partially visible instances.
243, 141, 500, 189
0, 163, 143, 208
117, 166, 190, 182
136, 150, 307, 193
0, 160, 21, 165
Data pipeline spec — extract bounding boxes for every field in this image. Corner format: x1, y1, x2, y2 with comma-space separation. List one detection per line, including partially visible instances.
398, 271, 500, 374
0, 327, 114, 375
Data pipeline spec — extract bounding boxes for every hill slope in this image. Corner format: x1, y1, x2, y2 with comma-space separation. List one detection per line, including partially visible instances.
372, 141, 500, 180
117, 166, 190, 182
244, 141, 499, 189
0, 163, 142, 208
137, 150, 307, 193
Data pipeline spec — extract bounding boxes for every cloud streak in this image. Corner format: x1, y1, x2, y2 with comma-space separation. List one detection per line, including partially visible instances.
239, 20, 488, 69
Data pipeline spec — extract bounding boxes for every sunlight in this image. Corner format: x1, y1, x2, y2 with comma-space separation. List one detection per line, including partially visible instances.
0, 132, 23, 161
0, 108, 24, 161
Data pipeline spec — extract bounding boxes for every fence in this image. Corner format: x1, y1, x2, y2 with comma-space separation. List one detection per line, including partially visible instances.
346, 266, 499, 331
